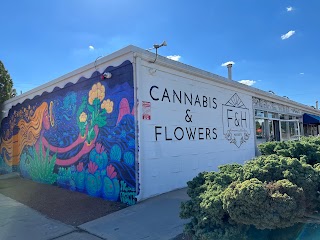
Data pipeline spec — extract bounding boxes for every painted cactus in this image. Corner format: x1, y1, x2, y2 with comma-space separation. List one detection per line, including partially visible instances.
110, 144, 122, 162
75, 162, 86, 191
89, 143, 108, 170
102, 165, 120, 201
57, 167, 73, 188
85, 161, 102, 197
124, 151, 134, 166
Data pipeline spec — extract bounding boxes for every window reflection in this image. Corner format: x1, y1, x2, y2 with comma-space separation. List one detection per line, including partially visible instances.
255, 110, 301, 143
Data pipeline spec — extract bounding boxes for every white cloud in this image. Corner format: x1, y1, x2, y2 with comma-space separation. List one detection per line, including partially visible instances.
300, 72, 304, 75
238, 80, 256, 86
89, 45, 95, 51
221, 61, 235, 67
281, 30, 295, 40
167, 55, 181, 61
286, 6, 293, 12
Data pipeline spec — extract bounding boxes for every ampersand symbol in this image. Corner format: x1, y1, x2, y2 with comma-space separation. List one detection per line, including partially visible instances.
234, 112, 239, 126
185, 109, 192, 123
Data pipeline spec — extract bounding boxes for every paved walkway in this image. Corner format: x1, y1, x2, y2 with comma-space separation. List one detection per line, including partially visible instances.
80, 188, 190, 240
0, 194, 76, 240
0, 188, 189, 240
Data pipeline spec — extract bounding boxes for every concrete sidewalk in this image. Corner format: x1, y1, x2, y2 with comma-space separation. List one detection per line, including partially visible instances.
0, 193, 76, 240
0, 187, 190, 240
79, 188, 190, 240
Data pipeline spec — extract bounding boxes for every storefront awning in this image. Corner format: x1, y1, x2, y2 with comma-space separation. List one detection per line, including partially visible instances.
303, 113, 320, 124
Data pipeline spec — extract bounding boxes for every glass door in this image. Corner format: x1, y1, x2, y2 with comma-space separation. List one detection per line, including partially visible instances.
279, 119, 300, 141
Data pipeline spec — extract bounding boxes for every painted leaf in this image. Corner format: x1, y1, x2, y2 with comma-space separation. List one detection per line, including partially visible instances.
87, 128, 96, 143
87, 104, 94, 113
93, 98, 100, 106
94, 115, 107, 128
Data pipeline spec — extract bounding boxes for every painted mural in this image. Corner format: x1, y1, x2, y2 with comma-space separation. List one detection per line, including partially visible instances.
0, 60, 136, 205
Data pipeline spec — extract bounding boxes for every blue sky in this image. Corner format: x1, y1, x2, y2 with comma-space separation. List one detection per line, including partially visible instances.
1, 0, 320, 107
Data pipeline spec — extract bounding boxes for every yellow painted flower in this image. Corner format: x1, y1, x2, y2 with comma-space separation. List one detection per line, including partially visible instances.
101, 99, 114, 113
88, 82, 105, 105
79, 112, 87, 122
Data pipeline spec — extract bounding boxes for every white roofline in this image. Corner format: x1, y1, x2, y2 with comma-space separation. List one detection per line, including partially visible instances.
129, 45, 320, 115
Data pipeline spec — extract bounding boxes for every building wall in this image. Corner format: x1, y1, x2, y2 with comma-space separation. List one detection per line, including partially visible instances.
0, 60, 137, 205
137, 59, 255, 200
3, 45, 319, 204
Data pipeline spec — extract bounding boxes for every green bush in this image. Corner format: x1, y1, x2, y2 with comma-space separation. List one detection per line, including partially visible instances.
222, 178, 306, 229
258, 137, 320, 165
180, 154, 320, 239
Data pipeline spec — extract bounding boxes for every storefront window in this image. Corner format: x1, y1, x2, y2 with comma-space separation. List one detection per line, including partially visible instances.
256, 119, 267, 144
268, 120, 275, 141
305, 125, 319, 136
267, 112, 278, 119
254, 108, 302, 143
289, 121, 299, 140
255, 110, 265, 118
280, 120, 300, 141
281, 121, 289, 141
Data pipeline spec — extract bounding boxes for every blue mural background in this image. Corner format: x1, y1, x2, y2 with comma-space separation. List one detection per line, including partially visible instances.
0, 60, 136, 205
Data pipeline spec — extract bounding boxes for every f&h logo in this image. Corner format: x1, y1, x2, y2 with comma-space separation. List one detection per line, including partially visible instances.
222, 93, 251, 148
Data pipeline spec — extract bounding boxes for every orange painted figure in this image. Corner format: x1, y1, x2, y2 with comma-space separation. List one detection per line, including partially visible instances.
0, 102, 99, 167
0, 102, 49, 166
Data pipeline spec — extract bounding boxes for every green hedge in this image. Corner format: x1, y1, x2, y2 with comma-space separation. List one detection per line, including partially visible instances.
180, 137, 320, 239
258, 137, 320, 166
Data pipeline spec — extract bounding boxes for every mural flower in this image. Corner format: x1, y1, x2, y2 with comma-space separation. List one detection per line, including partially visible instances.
95, 142, 105, 153
101, 99, 114, 113
88, 161, 98, 174
79, 112, 87, 123
78, 111, 88, 137
77, 162, 84, 172
77, 82, 108, 143
88, 82, 105, 105
107, 165, 117, 179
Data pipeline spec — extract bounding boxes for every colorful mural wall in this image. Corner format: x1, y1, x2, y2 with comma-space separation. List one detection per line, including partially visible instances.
0, 60, 136, 205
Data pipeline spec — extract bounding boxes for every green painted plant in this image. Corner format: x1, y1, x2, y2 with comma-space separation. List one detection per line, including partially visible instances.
124, 151, 134, 166
26, 140, 57, 184
110, 144, 122, 162
0, 155, 12, 174
76, 82, 112, 144
57, 167, 73, 187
